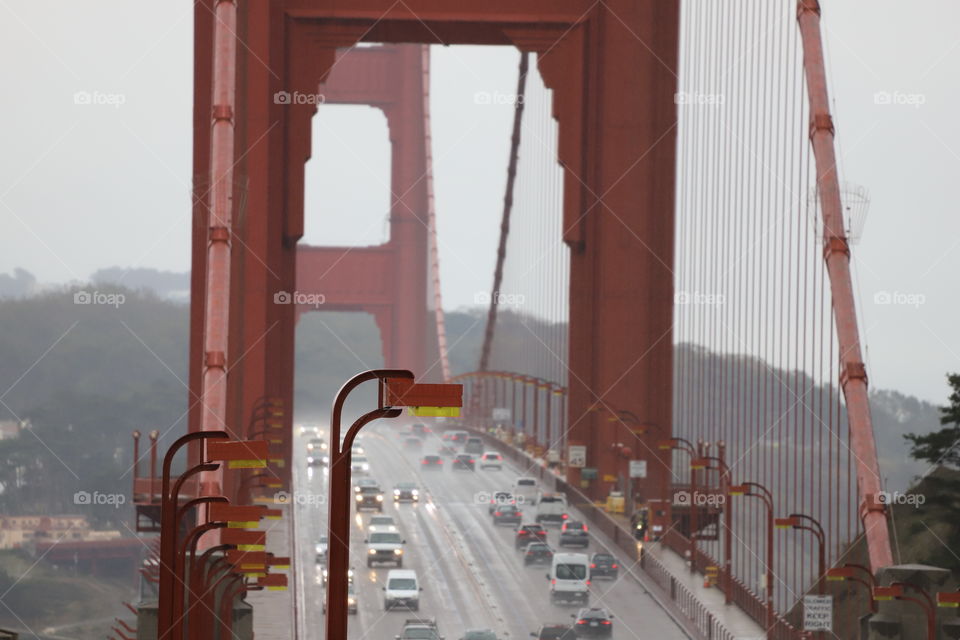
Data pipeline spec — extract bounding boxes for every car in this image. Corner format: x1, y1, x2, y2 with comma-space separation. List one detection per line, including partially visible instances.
352, 443, 365, 456
491, 504, 523, 526
487, 491, 516, 514
314, 535, 328, 564
420, 454, 444, 469
354, 478, 379, 492
558, 520, 589, 548
452, 453, 476, 471
411, 423, 432, 437
321, 566, 354, 585
306, 437, 327, 453
571, 608, 614, 637
523, 541, 554, 566
366, 530, 406, 567
356, 485, 385, 511
306, 452, 328, 467
460, 630, 497, 640
515, 523, 548, 549
529, 624, 577, 640
384, 570, 422, 611
438, 442, 459, 456
589, 553, 619, 580
464, 437, 484, 455
352, 455, 371, 474
513, 477, 538, 505
393, 482, 420, 503
368, 514, 399, 533
479, 451, 503, 470
446, 429, 469, 444
536, 493, 569, 525
298, 425, 321, 437
322, 583, 358, 614
396, 617, 442, 639
405, 437, 424, 451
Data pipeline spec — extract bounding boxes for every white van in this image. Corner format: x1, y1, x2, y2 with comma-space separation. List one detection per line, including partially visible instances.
513, 476, 538, 506
535, 492, 569, 525
547, 553, 590, 605
383, 569, 421, 611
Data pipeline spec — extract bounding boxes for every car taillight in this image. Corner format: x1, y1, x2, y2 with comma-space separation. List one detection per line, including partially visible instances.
590, 563, 596, 568
494, 511, 502, 516
600, 620, 611, 625
611, 564, 618, 569
586, 580, 591, 586
551, 579, 556, 585
583, 525, 588, 531
562, 513, 569, 519
576, 619, 587, 625
469, 459, 475, 463
421, 460, 428, 464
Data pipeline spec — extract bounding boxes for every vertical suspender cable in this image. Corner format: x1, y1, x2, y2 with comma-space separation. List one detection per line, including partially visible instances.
478, 52, 529, 373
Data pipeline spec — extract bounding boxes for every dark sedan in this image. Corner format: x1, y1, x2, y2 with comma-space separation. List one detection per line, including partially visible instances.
522, 542, 554, 566
571, 608, 614, 637
452, 453, 476, 471
589, 552, 619, 580
514, 523, 548, 549
491, 504, 523, 526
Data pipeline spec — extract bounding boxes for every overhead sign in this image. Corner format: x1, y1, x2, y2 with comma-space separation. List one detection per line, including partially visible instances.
803, 595, 832, 631
580, 467, 598, 480
629, 460, 648, 478
568, 445, 587, 468
492, 407, 511, 421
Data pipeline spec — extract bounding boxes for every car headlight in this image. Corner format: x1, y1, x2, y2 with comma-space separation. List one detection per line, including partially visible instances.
321, 443, 328, 450
376, 495, 383, 502
347, 597, 356, 605
393, 548, 403, 555
393, 489, 400, 495
411, 489, 419, 495
307, 456, 315, 463
368, 549, 377, 555
355, 495, 363, 501
361, 463, 370, 471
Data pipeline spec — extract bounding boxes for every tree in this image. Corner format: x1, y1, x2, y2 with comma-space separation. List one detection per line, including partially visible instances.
904, 373, 960, 467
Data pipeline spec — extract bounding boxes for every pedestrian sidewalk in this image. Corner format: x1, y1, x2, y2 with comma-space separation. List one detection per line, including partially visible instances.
248, 497, 297, 640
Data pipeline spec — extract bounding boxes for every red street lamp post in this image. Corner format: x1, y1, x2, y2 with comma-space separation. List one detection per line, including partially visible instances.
324, 370, 462, 640
776, 513, 826, 639
873, 583, 936, 640
658, 437, 698, 573
691, 447, 732, 603
826, 564, 877, 614
729, 482, 775, 627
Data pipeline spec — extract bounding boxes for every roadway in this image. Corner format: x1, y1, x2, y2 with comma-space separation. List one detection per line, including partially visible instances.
292, 423, 690, 640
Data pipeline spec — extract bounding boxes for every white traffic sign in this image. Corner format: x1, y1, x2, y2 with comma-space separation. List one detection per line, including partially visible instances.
568, 445, 587, 468
803, 595, 832, 632
629, 460, 647, 478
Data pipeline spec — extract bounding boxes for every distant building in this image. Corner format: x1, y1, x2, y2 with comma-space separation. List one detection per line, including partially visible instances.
0, 514, 120, 549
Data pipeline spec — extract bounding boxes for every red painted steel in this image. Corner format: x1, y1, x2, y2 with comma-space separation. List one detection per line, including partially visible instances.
796, 0, 892, 572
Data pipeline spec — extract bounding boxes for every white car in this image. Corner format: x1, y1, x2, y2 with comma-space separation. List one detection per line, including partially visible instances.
383, 569, 421, 610
352, 455, 370, 474
479, 451, 503, 470
314, 535, 328, 563
513, 476, 538, 505
366, 531, 406, 567
368, 514, 399, 533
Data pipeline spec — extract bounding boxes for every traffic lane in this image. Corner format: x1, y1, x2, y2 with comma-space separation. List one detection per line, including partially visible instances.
388, 436, 689, 640
355, 436, 503, 636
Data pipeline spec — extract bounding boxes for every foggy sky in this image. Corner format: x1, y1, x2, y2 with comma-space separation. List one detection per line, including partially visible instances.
0, 1, 958, 403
